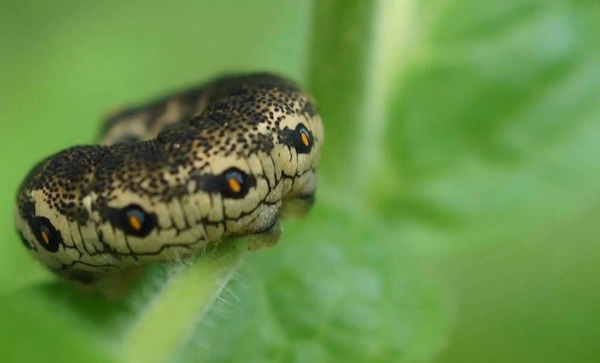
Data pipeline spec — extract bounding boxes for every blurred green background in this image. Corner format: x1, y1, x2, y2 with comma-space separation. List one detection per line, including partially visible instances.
1, 0, 599, 362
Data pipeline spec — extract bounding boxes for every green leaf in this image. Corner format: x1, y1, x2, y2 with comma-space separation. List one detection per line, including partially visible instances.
377, 0, 600, 254
175, 204, 448, 363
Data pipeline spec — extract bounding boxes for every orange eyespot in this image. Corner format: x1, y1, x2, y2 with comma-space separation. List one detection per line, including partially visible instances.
294, 124, 313, 153
300, 131, 310, 147
31, 217, 62, 252
208, 168, 254, 199
228, 177, 242, 193
113, 205, 156, 237
41, 230, 50, 245
128, 215, 143, 231
280, 123, 313, 154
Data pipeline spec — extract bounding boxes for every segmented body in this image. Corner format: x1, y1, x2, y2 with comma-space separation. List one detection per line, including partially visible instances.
14, 73, 323, 281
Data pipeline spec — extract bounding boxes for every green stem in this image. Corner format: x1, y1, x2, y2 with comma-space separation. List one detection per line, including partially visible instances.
120, 241, 246, 363
306, 0, 379, 189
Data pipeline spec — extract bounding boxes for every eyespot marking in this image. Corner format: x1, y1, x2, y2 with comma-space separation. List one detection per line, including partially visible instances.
200, 167, 256, 199
128, 214, 143, 231
30, 217, 62, 253
300, 130, 310, 147
227, 175, 242, 193
281, 123, 313, 154
296, 124, 313, 152
41, 230, 49, 244
107, 204, 156, 237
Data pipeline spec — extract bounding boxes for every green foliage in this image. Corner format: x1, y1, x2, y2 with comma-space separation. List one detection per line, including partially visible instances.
1, 0, 599, 362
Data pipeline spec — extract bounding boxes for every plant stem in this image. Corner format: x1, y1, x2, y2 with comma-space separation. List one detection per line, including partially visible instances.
306, 0, 379, 190
120, 241, 246, 363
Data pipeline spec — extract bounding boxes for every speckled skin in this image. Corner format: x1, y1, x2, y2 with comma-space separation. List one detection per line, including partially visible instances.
14, 73, 323, 281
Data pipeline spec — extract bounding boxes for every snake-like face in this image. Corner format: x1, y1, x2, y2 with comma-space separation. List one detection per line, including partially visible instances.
14, 74, 323, 280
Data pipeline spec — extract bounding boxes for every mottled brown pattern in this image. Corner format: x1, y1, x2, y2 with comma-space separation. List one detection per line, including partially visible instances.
14, 73, 323, 280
